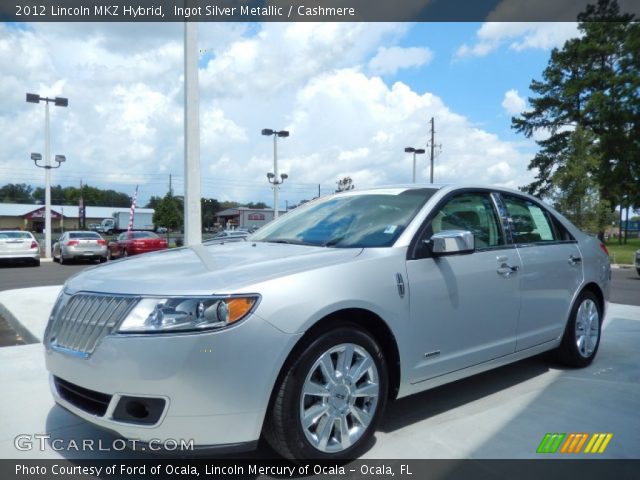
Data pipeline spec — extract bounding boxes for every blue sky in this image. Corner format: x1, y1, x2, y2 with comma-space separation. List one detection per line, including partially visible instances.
0, 22, 580, 207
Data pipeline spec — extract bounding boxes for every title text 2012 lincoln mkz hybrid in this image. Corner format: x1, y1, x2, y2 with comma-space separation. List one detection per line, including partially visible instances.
45, 185, 610, 460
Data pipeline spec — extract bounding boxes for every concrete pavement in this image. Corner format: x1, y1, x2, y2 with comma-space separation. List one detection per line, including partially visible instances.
0, 287, 639, 459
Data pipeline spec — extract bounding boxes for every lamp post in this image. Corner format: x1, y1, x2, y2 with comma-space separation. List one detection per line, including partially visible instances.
262, 129, 289, 219
404, 147, 426, 183
26, 93, 68, 259
30, 153, 66, 258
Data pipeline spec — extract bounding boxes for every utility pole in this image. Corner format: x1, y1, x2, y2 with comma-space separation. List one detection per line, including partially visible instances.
169, 174, 173, 196
429, 117, 435, 184
318, 184, 321, 198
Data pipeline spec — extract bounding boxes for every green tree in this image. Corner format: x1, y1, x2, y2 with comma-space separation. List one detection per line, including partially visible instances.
336, 176, 355, 192
512, 0, 640, 239
551, 127, 615, 233
153, 193, 183, 230
145, 196, 163, 209
202, 198, 221, 230
0, 183, 34, 203
245, 202, 268, 209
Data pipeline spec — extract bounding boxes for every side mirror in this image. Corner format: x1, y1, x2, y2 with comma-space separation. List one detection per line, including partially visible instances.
424, 230, 475, 256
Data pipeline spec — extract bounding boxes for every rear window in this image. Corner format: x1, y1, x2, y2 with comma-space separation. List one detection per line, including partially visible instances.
133, 232, 158, 239
69, 232, 101, 239
0, 232, 32, 239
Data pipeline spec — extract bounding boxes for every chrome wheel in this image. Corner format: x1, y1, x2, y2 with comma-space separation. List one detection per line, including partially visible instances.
300, 343, 379, 453
575, 298, 600, 358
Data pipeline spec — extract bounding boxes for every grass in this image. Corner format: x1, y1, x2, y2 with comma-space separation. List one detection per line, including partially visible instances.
605, 237, 640, 265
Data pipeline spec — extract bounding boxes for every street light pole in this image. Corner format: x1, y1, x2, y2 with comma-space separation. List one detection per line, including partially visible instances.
273, 133, 279, 219
30, 153, 66, 258
26, 93, 68, 259
404, 147, 426, 183
262, 129, 289, 219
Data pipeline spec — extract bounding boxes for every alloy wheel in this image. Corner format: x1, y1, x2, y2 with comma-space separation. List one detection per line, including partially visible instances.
299, 343, 380, 453
575, 298, 600, 358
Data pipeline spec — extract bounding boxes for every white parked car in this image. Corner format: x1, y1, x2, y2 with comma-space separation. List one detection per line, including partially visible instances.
0, 230, 40, 266
44, 185, 610, 460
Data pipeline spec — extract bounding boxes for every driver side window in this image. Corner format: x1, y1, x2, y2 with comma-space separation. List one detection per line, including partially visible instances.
430, 192, 504, 249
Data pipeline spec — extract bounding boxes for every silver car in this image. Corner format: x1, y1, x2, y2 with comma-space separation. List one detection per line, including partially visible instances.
0, 230, 40, 266
44, 185, 610, 459
52, 231, 108, 264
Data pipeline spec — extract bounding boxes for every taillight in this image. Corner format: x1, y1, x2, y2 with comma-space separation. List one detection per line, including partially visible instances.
97, 239, 106, 245
30, 241, 38, 249
66, 240, 79, 247
599, 242, 609, 256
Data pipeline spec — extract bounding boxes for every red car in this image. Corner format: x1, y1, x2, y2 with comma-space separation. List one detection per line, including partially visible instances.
106, 231, 168, 260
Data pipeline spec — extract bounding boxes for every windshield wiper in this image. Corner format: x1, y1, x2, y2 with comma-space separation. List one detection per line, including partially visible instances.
323, 236, 345, 247
262, 239, 311, 246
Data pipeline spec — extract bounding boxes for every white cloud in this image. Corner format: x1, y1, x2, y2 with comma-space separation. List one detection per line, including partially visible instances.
455, 22, 579, 59
502, 89, 526, 115
368, 46, 433, 75
0, 22, 535, 207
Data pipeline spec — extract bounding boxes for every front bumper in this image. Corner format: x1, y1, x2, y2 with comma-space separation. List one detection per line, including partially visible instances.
45, 313, 300, 447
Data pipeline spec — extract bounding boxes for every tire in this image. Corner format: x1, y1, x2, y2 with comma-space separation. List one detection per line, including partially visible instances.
59, 255, 65, 265
557, 291, 602, 367
264, 325, 388, 460
99, 257, 107, 263
32, 259, 40, 267
636, 268, 640, 276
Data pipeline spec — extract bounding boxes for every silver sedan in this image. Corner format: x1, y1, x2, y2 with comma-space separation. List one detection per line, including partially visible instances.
52, 231, 108, 264
44, 185, 610, 460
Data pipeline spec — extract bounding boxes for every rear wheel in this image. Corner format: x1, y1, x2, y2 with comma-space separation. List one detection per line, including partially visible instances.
264, 326, 387, 460
59, 255, 65, 265
557, 291, 602, 367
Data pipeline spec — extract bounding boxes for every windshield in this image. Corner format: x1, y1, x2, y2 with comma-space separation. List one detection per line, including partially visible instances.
70, 232, 101, 239
251, 188, 436, 248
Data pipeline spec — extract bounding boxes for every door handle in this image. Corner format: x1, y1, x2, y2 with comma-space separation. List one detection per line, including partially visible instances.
497, 263, 519, 277
568, 255, 582, 266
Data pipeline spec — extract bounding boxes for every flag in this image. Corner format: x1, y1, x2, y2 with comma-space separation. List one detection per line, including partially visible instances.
78, 181, 85, 229
128, 185, 138, 233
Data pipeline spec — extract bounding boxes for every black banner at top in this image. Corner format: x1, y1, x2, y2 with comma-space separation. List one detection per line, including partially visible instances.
1, 0, 639, 22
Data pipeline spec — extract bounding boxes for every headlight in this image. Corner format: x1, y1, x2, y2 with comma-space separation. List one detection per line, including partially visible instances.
117, 296, 259, 333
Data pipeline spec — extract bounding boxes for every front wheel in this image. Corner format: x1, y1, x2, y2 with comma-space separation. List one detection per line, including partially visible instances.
264, 326, 388, 460
557, 291, 602, 367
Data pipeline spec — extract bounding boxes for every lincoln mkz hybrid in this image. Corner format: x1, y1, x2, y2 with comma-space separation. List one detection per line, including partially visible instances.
44, 185, 610, 459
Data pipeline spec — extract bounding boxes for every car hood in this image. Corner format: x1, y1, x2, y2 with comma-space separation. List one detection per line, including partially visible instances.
64, 241, 363, 296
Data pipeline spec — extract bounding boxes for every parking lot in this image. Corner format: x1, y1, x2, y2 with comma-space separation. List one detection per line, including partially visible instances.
0, 259, 638, 461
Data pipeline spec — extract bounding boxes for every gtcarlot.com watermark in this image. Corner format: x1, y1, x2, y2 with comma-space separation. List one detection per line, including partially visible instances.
14, 434, 194, 452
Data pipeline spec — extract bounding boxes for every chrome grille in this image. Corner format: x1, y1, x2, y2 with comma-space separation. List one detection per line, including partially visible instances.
46, 293, 139, 356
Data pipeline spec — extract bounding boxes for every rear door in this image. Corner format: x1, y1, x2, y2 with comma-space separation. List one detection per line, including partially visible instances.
499, 194, 583, 350
405, 190, 521, 382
